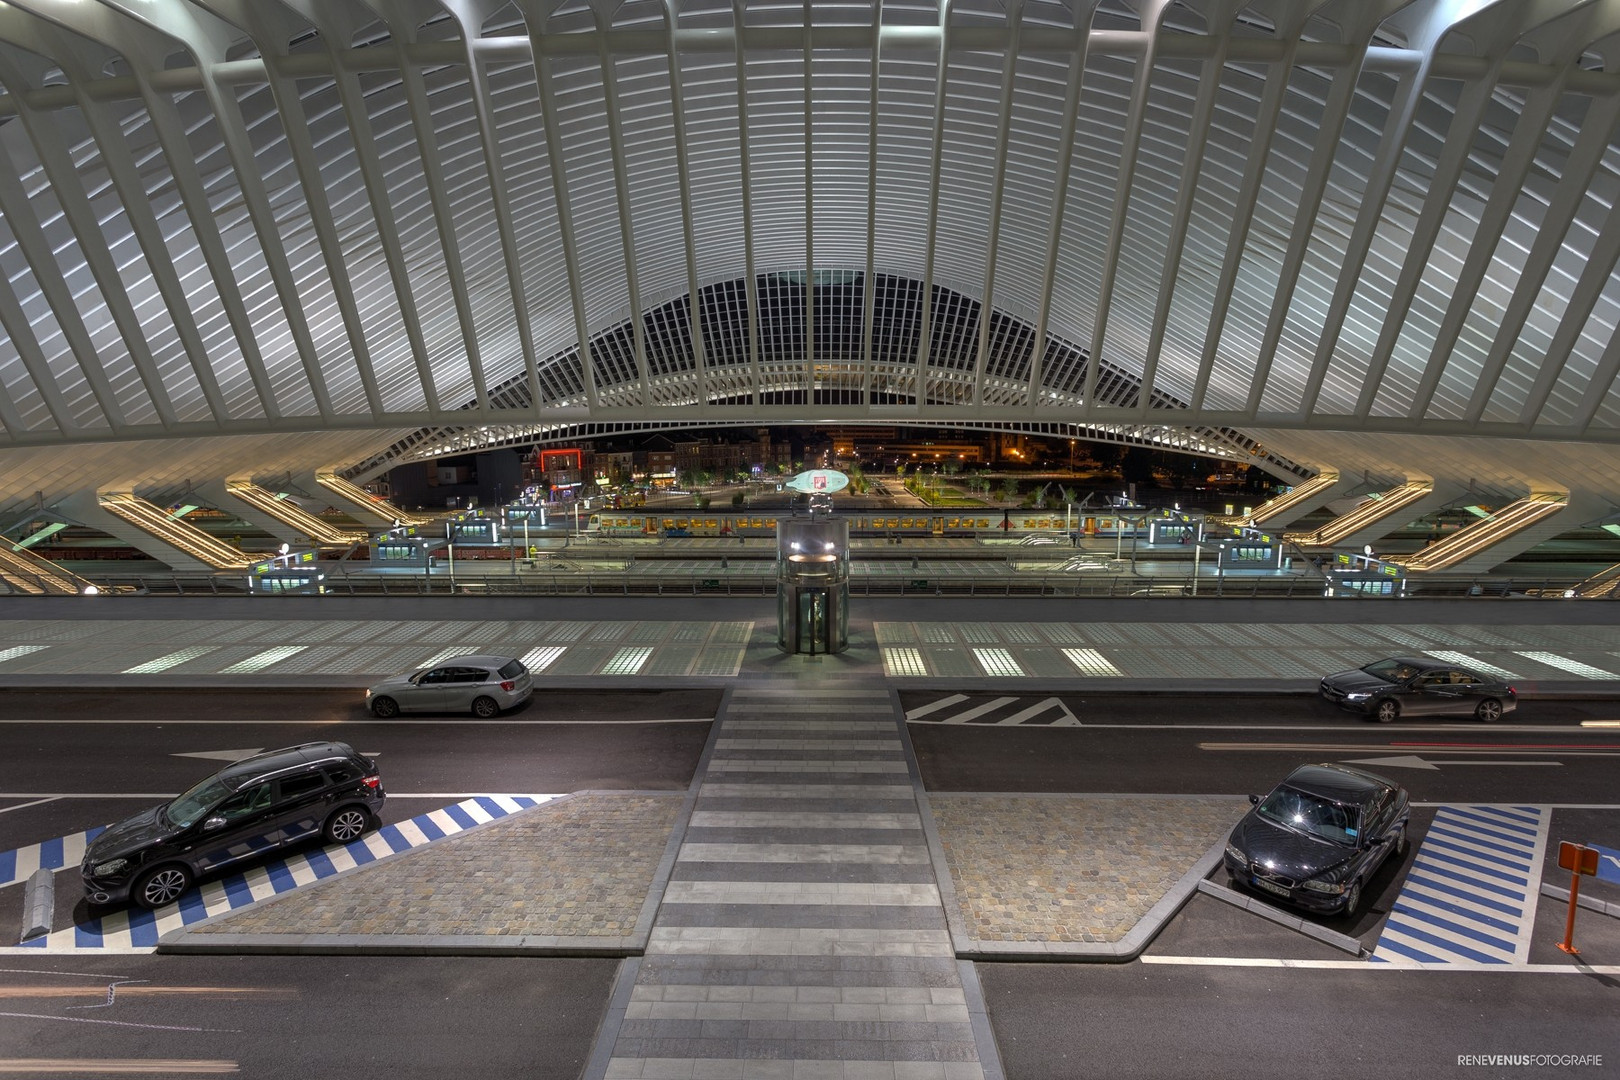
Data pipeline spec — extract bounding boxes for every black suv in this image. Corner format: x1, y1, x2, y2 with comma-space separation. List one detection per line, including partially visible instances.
82, 741, 384, 910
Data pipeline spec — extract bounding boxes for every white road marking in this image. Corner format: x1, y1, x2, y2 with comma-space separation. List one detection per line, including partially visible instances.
170, 749, 264, 762
903, 695, 970, 720
1140, 955, 1620, 973
0, 797, 60, 816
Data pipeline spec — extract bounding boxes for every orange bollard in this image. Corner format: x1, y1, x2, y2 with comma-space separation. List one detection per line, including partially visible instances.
1555, 841, 1599, 956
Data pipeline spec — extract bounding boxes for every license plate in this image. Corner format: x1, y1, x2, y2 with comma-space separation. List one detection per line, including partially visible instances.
1253, 877, 1291, 898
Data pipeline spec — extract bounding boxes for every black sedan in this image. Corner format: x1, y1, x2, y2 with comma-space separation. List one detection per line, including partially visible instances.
1222, 763, 1410, 918
1319, 655, 1517, 723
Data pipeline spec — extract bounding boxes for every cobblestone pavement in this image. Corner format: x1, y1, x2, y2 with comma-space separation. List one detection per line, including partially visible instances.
928, 795, 1245, 943
184, 793, 682, 941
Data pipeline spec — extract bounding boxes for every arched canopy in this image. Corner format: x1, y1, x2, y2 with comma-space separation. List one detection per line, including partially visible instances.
1, 0, 1619, 511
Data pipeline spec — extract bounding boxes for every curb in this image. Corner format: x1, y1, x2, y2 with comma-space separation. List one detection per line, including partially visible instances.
943, 838, 1231, 963
1539, 880, 1620, 920
1194, 878, 1366, 956
156, 790, 672, 957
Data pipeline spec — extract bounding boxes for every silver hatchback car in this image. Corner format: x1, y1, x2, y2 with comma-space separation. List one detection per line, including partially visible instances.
366, 654, 533, 718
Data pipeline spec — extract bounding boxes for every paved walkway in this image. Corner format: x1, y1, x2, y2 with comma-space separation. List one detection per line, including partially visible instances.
601, 683, 996, 1080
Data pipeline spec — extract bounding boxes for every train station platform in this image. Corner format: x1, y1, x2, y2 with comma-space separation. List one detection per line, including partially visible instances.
0, 594, 1618, 695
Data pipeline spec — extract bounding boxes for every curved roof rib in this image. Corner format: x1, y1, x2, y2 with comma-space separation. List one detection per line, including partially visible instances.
0, 1, 1616, 506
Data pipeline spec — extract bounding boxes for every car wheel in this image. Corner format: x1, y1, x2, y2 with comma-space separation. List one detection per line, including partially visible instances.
133, 864, 192, 910
1341, 879, 1362, 918
371, 696, 399, 719
1373, 699, 1400, 724
323, 807, 371, 844
1395, 827, 1409, 858
1475, 698, 1504, 723
471, 695, 500, 719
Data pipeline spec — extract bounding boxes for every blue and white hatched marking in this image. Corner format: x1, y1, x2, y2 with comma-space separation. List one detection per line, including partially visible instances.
13, 794, 556, 951
0, 824, 107, 887
1370, 805, 1550, 965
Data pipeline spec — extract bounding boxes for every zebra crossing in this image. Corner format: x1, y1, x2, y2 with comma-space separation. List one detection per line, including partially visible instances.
16, 794, 556, 951
1370, 805, 1550, 965
904, 693, 1079, 726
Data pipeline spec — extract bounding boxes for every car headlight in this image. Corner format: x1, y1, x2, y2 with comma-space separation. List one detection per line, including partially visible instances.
1224, 843, 1246, 864
1344, 691, 1371, 701
1302, 879, 1344, 894
91, 858, 130, 878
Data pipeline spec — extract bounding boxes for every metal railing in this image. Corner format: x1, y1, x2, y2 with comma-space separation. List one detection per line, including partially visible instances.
2, 569, 1600, 601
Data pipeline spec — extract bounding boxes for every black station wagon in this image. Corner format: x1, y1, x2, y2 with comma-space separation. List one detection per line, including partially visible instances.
81, 741, 384, 910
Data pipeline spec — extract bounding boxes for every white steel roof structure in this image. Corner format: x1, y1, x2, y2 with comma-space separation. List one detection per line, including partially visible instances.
2, 0, 1620, 518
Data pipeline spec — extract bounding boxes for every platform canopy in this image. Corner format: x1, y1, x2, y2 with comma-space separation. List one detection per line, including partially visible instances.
1, 0, 1619, 512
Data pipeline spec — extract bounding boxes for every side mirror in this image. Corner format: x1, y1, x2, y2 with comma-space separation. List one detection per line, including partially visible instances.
201, 815, 227, 833
1248, 794, 1260, 805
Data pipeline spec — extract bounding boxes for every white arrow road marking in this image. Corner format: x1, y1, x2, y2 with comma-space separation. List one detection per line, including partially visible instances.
172, 749, 380, 762
1342, 755, 1562, 771
170, 749, 264, 762
1201, 741, 1620, 757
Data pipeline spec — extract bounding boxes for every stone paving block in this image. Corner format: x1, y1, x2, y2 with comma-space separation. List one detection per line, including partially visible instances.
183, 793, 682, 940
928, 794, 1245, 944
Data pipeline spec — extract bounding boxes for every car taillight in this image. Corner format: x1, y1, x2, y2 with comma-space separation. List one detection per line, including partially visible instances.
361, 774, 380, 790
501, 680, 516, 691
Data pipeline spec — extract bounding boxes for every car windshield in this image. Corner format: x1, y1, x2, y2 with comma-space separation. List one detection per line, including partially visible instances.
498, 659, 526, 679
163, 775, 235, 828
1256, 786, 1360, 846
1362, 658, 1419, 682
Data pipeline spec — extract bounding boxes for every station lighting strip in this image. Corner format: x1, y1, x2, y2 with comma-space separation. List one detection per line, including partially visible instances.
0, 645, 50, 665
1424, 651, 1522, 681
1062, 648, 1126, 677
973, 648, 1025, 677
123, 646, 221, 674
882, 648, 928, 678
1512, 651, 1620, 679
520, 646, 568, 673
219, 646, 310, 674
601, 647, 655, 676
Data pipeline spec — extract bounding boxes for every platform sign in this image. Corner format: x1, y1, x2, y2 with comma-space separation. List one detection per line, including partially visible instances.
1558, 842, 1599, 875
1589, 843, 1620, 884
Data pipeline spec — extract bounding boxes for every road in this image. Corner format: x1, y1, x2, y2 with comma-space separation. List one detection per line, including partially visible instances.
1, 686, 1616, 1079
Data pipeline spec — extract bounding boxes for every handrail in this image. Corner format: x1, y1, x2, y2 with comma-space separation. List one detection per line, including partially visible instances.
315, 473, 429, 527
1397, 493, 1567, 572
10, 568, 1593, 601
1288, 481, 1432, 546
1239, 470, 1339, 528
225, 481, 366, 545
97, 492, 259, 570
0, 543, 92, 595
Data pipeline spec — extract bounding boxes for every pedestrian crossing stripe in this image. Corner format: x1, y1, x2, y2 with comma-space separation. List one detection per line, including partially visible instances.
19, 794, 559, 951
1370, 805, 1549, 966
904, 694, 1079, 727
